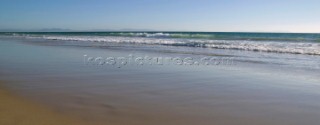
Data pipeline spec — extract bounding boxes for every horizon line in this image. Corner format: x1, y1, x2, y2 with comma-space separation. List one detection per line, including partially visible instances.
0, 30, 319, 34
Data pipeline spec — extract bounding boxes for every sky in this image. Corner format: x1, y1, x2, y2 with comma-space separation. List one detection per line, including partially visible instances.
0, 0, 320, 33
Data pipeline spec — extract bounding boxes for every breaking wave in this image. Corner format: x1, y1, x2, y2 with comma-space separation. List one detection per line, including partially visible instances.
41, 35, 320, 55
1, 32, 320, 55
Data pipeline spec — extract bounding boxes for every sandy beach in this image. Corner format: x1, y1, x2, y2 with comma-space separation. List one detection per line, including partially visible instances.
1, 36, 320, 125
0, 82, 88, 125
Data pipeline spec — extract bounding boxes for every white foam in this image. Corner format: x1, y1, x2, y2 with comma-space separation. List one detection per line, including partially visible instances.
25, 35, 320, 55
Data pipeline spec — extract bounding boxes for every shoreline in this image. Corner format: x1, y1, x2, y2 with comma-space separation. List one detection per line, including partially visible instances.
1, 38, 320, 125
0, 82, 88, 125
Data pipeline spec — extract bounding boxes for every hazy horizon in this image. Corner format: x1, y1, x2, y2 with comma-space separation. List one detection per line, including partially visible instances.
0, 28, 318, 33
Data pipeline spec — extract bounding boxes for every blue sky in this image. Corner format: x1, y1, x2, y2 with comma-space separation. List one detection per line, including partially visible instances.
0, 0, 319, 32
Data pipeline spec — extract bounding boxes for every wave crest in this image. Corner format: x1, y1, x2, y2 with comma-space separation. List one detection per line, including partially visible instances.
40, 36, 320, 55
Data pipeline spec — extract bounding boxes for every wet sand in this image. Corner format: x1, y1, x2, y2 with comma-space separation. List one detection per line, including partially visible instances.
1, 38, 320, 125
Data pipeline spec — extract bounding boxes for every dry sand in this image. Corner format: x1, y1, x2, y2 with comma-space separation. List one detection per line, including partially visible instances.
0, 82, 88, 125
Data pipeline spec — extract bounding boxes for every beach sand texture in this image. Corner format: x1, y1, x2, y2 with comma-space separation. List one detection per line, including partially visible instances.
0, 83, 87, 125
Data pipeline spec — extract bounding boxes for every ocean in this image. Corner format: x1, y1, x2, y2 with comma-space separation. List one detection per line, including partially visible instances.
1, 32, 320, 55
1, 32, 320, 71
